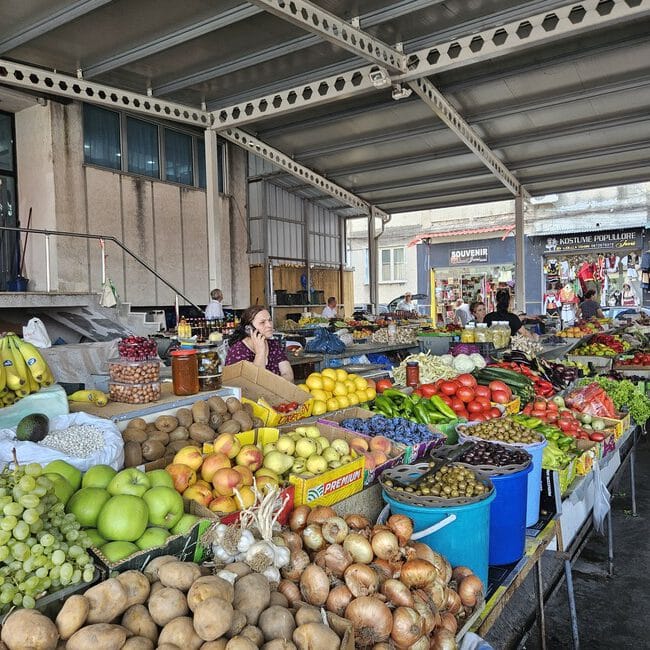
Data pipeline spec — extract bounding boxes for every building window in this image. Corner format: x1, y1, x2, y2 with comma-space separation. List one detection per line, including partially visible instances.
164, 129, 193, 185
127, 117, 159, 179
0, 110, 17, 291
83, 105, 121, 170
380, 247, 405, 282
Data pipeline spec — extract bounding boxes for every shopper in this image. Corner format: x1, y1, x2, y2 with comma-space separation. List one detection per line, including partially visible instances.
225, 306, 294, 381
322, 296, 339, 319
397, 292, 418, 312
577, 289, 604, 320
454, 299, 472, 326
485, 289, 534, 338
621, 283, 638, 307
470, 301, 487, 323
204, 288, 225, 320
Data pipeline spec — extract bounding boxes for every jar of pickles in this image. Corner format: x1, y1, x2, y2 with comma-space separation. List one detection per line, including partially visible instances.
490, 321, 511, 349
474, 322, 489, 343
461, 323, 476, 343
195, 343, 222, 391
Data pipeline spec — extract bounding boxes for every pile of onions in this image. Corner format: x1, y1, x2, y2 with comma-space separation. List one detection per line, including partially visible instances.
283, 509, 483, 649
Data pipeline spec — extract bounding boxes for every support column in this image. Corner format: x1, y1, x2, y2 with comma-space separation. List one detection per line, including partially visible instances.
515, 190, 526, 312
204, 129, 224, 300
368, 215, 378, 312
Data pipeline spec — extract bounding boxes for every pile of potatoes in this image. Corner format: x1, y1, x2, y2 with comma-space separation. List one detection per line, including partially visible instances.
0, 557, 349, 650
122, 396, 265, 468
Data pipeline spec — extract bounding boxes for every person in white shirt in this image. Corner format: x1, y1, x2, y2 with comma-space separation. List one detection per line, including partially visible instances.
397, 293, 417, 312
454, 299, 472, 326
204, 288, 225, 320
322, 296, 339, 319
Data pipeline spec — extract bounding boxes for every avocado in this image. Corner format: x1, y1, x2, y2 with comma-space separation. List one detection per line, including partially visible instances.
16, 413, 50, 443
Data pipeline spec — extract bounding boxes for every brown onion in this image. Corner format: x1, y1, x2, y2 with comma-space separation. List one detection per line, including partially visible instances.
343, 532, 374, 564
345, 514, 371, 531
371, 530, 400, 561
412, 597, 439, 636
451, 566, 474, 583
300, 564, 330, 606
345, 596, 393, 648
326, 584, 353, 616
278, 579, 301, 606
302, 523, 325, 551
281, 549, 311, 582
424, 581, 447, 611
372, 523, 391, 536
315, 544, 353, 578
391, 607, 425, 648
458, 575, 482, 608
443, 587, 462, 615
372, 645, 390, 650
281, 530, 303, 554
430, 628, 457, 650
290, 505, 311, 532
387, 514, 413, 546
440, 612, 458, 635
381, 578, 414, 607
307, 505, 336, 525
322, 516, 349, 544
371, 559, 393, 583
400, 559, 438, 589
344, 563, 380, 597
409, 638, 430, 650
408, 543, 449, 582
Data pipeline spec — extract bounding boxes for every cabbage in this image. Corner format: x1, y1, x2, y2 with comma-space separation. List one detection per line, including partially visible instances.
452, 354, 475, 373
439, 354, 454, 367
470, 353, 487, 369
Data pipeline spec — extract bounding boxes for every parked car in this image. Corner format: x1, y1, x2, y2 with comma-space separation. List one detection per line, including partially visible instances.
601, 306, 650, 319
385, 293, 429, 315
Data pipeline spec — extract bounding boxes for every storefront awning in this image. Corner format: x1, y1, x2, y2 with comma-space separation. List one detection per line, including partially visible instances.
408, 224, 515, 247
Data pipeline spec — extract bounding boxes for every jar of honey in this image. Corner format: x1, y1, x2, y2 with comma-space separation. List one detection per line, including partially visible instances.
406, 361, 420, 388
171, 349, 199, 396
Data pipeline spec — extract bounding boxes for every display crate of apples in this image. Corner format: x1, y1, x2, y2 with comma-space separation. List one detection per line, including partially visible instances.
614, 350, 650, 372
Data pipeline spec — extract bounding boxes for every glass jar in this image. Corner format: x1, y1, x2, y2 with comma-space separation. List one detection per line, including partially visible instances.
387, 322, 397, 342
474, 323, 488, 343
171, 349, 199, 396
196, 344, 222, 392
406, 361, 420, 388
461, 323, 476, 343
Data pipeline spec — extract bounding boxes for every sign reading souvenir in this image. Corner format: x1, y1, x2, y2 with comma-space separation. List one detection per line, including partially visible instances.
450, 247, 489, 265
543, 229, 643, 253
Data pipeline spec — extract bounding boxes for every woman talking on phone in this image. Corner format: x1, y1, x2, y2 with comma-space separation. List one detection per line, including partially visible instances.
225, 306, 294, 382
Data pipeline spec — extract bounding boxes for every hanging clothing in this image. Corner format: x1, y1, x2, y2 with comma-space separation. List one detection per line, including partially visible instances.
606, 255, 620, 274
544, 292, 560, 316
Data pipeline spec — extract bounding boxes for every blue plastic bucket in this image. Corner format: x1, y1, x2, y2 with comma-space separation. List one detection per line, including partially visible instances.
521, 439, 547, 527
382, 489, 496, 586
488, 464, 532, 565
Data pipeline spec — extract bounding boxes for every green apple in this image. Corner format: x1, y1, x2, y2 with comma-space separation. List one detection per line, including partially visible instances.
315, 436, 330, 451
43, 473, 75, 506
328, 460, 342, 469
107, 468, 151, 497
331, 439, 350, 456
82, 465, 117, 489
135, 527, 170, 550
295, 439, 317, 459
100, 541, 139, 562
97, 495, 148, 542
291, 458, 307, 474
262, 443, 277, 455
142, 487, 184, 529
66, 488, 111, 528
171, 513, 199, 536
263, 451, 294, 475
304, 426, 321, 439
85, 528, 107, 547
44, 460, 82, 491
146, 469, 175, 489
306, 454, 328, 474
275, 435, 296, 455
322, 448, 340, 463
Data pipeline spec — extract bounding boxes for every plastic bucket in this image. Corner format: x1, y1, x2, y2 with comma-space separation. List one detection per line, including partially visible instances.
521, 439, 547, 527
382, 490, 496, 586
7, 276, 29, 291
488, 464, 532, 565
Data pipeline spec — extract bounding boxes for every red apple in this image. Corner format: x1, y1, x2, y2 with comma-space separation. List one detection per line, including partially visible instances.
165, 463, 197, 493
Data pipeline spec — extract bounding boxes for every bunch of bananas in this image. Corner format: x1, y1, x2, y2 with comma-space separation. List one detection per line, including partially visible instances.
0, 332, 55, 407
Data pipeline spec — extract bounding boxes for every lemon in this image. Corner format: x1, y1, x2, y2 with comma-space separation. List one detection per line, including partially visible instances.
335, 368, 348, 382
333, 382, 348, 396
366, 387, 377, 400
311, 389, 328, 402
297, 383, 310, 393
306, 375, 324, 390
321, 368, 337, 380
356, 389, 368, 403
326, 398, 340, 411
354, 376, 368, 390
348, 393, 360, 406
345, 380, 356, 394
312, 400, 328, 416
321, 376, 336, 392
335, 395, 350, 409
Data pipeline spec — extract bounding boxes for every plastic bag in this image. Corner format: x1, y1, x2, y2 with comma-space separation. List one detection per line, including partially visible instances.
0, 412, 124, 472
305, 328, 346, 354
592, 460, 611, 535
100, 279, 118, 308
22, 317, 52, 348
336, 330, 354, 347
460, 632, 495, 650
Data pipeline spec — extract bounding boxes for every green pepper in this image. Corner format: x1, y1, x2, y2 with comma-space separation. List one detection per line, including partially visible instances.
429, 395, 457, 420
374, 396, 397, 417
382, 389, 407, 401
414, 402, 429, 424
422, 399, 450, 422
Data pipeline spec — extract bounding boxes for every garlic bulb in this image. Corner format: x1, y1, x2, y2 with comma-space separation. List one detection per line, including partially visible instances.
246, 541, 276, 572
237, 529, 256, 553
273, 544, 291, 569
262, 565, 281, 587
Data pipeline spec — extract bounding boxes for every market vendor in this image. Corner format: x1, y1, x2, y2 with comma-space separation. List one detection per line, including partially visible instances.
485, 289, 535, 338
225, 306, 294, 381
577, 289, 605, 320
322, 296, 339, 319
204, 288, 225, 320
470, 301, 487, 323
397, 292, 417, 312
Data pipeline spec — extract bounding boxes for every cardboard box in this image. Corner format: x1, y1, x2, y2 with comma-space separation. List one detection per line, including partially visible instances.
223, 361, 313, 426
319, 406, 445, 464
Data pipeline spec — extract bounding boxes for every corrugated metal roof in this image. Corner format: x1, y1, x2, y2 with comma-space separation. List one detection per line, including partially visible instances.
408, 224, 516, 247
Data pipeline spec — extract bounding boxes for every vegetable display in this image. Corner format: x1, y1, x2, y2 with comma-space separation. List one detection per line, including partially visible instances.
473, 367, 535, 404
393, 353, 459, 385
586, 376, 650, 425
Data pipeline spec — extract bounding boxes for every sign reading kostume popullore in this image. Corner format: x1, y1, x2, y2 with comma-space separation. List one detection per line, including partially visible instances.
543, 229, 643, 253
450, 247, 489, 265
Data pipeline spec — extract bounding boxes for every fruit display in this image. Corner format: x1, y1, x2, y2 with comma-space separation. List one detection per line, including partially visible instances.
614, 350, 650, 367
571, 333, 630, 357
340, 414, 438, 446
452, 441, 531, 467
117, 336, 158, 361
67, 389, 109, 407
0, 332, 55, 407
108, 358, 161, 383
108, 381, 161, 404
557, 321, 602, 338
121, 396, 263, 468
457, 417, 542, 445
0, 459, 95, 612
297, 368, 377, 416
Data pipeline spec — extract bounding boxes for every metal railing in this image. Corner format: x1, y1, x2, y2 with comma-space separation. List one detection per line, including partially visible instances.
0, 225, 202, 313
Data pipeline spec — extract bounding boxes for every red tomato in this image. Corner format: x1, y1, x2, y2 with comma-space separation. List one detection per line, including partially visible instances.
533, 400, 547, 411
488, 380, 510, 394
475, 396, 492, 410
558, 418, 573, 431
522, 404, 533, 415
489, 407, 503, 419
467, 400, 484, 414
531, 409, 547, 418
456, 373, 478, 389
546, 412, 559, 423
546, 402, 558, 412
475, 385, 491, 399
456, 410, 470, 420
491, 390, 510, 404
456, 387, 475, 403
419, 384, 438, 398
435, 378, 446, 389
590, 432, 606, 442
451, 398, 465, 412
376, 379, 393, 394
472, 413, 487, 422
560, 410, 573, 418
440, 381, 458, 396
439, 394, 453, 406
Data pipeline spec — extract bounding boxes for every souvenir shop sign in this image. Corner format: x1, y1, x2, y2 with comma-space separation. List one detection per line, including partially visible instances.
450, 247, 488, 265
543, 229, 643, 254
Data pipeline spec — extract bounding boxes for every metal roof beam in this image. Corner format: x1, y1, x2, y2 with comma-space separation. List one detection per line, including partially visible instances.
212, 0, 650, 127
0, 0, 112, 53
84, 5, 263, 78
247, 0, 407, 73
